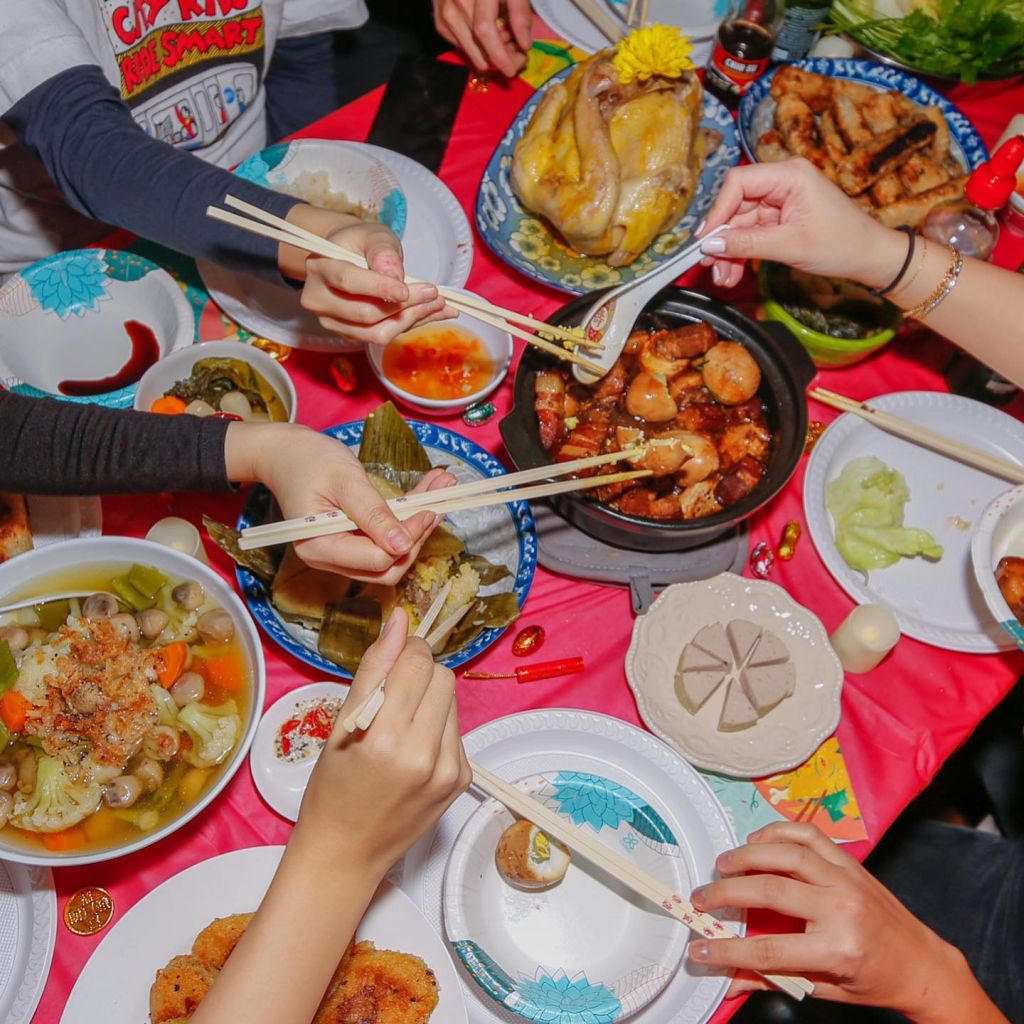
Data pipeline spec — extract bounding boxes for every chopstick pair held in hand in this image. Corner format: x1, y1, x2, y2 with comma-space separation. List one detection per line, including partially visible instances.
341, 581, 455, 734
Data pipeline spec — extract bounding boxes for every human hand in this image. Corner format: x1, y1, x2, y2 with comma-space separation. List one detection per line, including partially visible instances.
687, 823, 972, 1019
226, 423, 456, 584
432, 0, 533, 77
294, 609, 471, 877
302, 218, 454, 346
697, 159, 908, 290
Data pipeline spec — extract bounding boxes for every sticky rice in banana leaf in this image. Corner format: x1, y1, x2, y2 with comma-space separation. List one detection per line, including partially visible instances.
212, 401, 520, 671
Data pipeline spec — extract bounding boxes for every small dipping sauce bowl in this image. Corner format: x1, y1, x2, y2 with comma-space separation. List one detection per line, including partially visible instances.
367, 288, 512, 416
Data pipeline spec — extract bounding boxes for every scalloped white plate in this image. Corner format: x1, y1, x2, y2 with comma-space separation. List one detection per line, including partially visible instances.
61, 846, 467, 1024
626, 574, 843, 778
804, 391, 1024, 653
199, 143, 473, 351
402, 709, 738, 1024
0, 862, 56, 1024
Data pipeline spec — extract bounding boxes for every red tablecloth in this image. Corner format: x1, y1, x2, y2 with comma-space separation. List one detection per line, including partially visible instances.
32, 57, 1024, 1024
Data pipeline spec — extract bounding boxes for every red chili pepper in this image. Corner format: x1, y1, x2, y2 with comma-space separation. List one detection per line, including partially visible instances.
213, 412, 244, 421
299, 706, 333, 740
464, 657, 585, 684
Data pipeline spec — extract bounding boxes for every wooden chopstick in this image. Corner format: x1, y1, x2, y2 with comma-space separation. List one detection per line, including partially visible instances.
810, 388, 1024, 484
568, 0, 625, 41
470, 762, 813, 1000
425, 602, 472, 651
240, 448, 646, 543
341, 580, 453, 733
625, 0, 639, 26
216, 197, 596, 351
239, 469, 652, 549
639, 0, 650, 26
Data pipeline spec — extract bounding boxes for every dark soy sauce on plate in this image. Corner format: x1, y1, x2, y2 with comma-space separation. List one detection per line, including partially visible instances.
59, 320, 160, 397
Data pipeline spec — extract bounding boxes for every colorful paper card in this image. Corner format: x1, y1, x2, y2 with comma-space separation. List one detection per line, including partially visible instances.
701, 738, 868, 844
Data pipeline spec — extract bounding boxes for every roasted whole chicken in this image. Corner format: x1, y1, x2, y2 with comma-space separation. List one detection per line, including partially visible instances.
510, 51, 715, 267
535, 321, 773, 521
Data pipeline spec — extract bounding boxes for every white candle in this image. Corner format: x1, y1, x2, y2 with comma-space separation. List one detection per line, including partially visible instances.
829, 605, 900, 674
146, 517, 208, 565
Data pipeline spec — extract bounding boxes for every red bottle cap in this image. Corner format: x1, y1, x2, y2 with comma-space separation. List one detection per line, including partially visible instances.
965, 135, 1024, 211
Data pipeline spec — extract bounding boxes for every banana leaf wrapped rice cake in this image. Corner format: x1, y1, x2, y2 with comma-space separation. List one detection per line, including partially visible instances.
208, 403, 520, 673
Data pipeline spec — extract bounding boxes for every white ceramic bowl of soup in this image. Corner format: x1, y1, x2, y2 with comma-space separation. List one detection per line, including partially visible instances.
134, 339, 297, 423
366, 289, 513, 416
0, 537, 265, 866
971, 484, 1024, 652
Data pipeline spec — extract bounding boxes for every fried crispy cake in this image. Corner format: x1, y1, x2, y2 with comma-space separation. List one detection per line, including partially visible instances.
150, 920, 437, 1023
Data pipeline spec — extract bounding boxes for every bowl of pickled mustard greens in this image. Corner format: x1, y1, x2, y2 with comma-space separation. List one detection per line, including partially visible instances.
759, 262, 901, 369
134, 340, 296, 422
0, 536, 264, 866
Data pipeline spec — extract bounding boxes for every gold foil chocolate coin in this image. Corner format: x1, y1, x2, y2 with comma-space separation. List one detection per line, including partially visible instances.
64, 886, 114, 936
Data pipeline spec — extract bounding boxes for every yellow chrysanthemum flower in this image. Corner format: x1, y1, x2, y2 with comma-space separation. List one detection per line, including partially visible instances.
612, 24, 695, 85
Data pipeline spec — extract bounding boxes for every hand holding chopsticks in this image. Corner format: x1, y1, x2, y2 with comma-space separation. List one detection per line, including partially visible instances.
471, 764, 814, 1001
207, 196, 605, 375
239, 449, 650, 550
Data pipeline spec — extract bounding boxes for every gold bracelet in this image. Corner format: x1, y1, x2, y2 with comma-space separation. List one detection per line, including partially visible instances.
904, 244, 964, 321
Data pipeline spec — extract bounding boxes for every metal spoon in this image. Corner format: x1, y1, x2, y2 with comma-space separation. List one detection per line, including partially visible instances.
571, 225, 728, 384
0, 591, 94, 617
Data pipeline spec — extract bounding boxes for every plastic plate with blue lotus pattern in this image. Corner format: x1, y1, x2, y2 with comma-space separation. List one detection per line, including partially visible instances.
234, 139, 408, 237
738, 58, 988, 171
0, 249, 194, 409
476, 68, 740, 295
445, 770, 691, 1024
236, 419, 537, 678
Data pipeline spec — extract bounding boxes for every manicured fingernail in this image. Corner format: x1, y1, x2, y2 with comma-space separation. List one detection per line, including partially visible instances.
432, 513, 445, 528
382, 609, 400, 636
691, 885, 708, 907
423, 285, 438, 300
696, 218, 706, 235
387, 527, 412, 554
690, 941, 709, 961
717, 850, 734, 869
701, 236, 727, 254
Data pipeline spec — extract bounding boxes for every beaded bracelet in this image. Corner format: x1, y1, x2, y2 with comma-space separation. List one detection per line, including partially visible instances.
904, 245, 964, 321
869, 226, 916, 297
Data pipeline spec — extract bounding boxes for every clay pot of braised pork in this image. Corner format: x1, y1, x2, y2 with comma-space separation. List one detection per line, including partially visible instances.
499, 287, 815, 553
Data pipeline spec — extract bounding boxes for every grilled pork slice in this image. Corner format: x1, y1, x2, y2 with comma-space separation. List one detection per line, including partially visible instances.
836, 118, 937, 196
718, 677, 759, 731
899, 153, 952, 196
873, 174, 967, 228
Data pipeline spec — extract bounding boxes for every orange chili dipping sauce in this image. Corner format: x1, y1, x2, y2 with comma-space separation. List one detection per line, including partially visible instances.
382, 325, 494, 400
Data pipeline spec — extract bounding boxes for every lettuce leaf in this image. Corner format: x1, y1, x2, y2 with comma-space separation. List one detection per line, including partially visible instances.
825, 457, 942, 575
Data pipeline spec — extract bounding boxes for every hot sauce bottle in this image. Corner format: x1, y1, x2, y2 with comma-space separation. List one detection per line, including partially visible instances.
704, 0, 784, 110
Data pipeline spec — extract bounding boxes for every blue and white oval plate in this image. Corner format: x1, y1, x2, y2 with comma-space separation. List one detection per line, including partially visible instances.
236, 419, 537, 679
738, 58, 988, 172
0, 249, 193, 409
444, 770, 692, 1023
476, 68, 740, 295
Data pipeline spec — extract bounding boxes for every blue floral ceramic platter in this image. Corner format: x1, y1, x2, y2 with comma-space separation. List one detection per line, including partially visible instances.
235, 139, 408, 238
476, 68, 740, 295
236, 419, 537, 679
444, 770, 691, 1024
0, 249, 194, 409
738, 58, 989, 171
